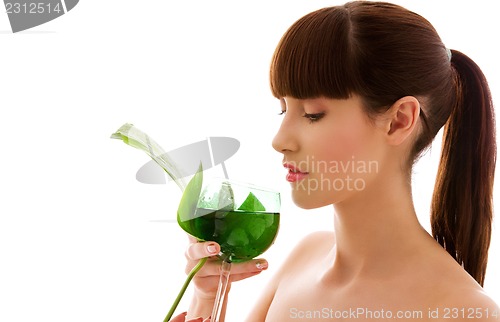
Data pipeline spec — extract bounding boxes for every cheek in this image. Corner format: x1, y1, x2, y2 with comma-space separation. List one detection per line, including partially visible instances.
315, 124, 374, 163
311, 122, 383, 190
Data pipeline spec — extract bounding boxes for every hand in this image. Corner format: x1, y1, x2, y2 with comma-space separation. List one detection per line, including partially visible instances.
185, 235, 269, 299
169, 312, 210, 322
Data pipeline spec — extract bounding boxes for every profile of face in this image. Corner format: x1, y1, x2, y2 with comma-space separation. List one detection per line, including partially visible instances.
272, 95, 390, 209
268, 2, 452, 210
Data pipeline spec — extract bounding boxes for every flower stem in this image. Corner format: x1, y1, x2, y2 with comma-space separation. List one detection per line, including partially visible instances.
163, 257, 208, 322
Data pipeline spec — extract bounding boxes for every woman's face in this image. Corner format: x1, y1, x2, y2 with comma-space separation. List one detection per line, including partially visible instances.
272, 95, 388, 209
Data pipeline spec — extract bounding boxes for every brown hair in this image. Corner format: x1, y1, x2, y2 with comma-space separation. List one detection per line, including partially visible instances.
270, 1, 496, 286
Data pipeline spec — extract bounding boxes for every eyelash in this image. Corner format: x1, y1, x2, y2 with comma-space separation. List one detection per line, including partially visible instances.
303, 112, 325, 123
278, 110, 325, 123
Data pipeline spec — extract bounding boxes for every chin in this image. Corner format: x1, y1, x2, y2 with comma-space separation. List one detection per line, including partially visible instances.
290, 190, 333, 209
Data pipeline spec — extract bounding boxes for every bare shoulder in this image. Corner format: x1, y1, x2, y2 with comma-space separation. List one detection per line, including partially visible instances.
245, 231, 334, 321
270, 230, 335, 280
437, 288, 499, 322
418, 244, 500, 321
284, 230, 335, 266
289, 230, 335, 254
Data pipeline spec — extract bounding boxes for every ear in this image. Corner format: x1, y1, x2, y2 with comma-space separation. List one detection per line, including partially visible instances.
384, 96, 420, 146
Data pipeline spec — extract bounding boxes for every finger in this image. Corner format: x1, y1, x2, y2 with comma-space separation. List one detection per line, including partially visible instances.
185, 242, 220, 261
169, 312, 187, 322
186, 258, 268, 277
229, 270, 264, 282
187, 234, 198, 244
192, 270, 265, 297
228, 259, 269, 274
186, 318, 204, 322
184, 256, 220, 276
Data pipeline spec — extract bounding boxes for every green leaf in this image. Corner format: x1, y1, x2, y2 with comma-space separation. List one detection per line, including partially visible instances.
177, 164, 203, 225
238, 192, 266, 212
110, 123, 187, 191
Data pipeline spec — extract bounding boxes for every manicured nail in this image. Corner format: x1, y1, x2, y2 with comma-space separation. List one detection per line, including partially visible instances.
207, 244, 217, 254
256, 261, 268, 270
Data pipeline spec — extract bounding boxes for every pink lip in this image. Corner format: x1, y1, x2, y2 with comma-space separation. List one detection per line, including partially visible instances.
283, 163, 309, 182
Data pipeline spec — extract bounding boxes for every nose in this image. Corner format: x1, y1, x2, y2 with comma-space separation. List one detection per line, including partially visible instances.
272, 115, 298, 154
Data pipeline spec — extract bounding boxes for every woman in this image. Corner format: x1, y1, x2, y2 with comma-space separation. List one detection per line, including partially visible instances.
174, 1, 498, 321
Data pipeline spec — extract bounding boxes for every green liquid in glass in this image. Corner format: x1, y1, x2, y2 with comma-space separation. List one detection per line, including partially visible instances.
179, 208, 279, 262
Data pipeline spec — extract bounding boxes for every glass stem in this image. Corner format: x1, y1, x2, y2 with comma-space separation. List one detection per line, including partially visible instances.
211, 259, 232, 322
164, 257, 208, 322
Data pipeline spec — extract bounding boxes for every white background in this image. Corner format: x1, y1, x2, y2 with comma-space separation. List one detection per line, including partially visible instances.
0, 1, 498, 321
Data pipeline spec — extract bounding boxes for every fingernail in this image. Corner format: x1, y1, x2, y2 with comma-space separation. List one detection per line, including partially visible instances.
256, 261, 268, 270
207, 243, 217, 254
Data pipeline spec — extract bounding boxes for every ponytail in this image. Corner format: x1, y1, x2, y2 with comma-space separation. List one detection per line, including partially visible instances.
431, 50, 496, 286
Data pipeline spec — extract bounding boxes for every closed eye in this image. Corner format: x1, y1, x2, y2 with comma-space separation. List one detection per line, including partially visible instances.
279, 98, 287, 116
303, 112, 325, 123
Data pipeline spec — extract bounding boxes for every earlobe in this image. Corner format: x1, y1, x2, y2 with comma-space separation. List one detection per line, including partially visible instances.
386, 96, 420, 146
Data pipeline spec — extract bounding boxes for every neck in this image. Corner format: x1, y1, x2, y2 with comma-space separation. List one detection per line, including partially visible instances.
328, 170, 431, 283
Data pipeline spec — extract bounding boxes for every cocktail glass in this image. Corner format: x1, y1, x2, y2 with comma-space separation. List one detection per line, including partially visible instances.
177, 178, 280, 321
